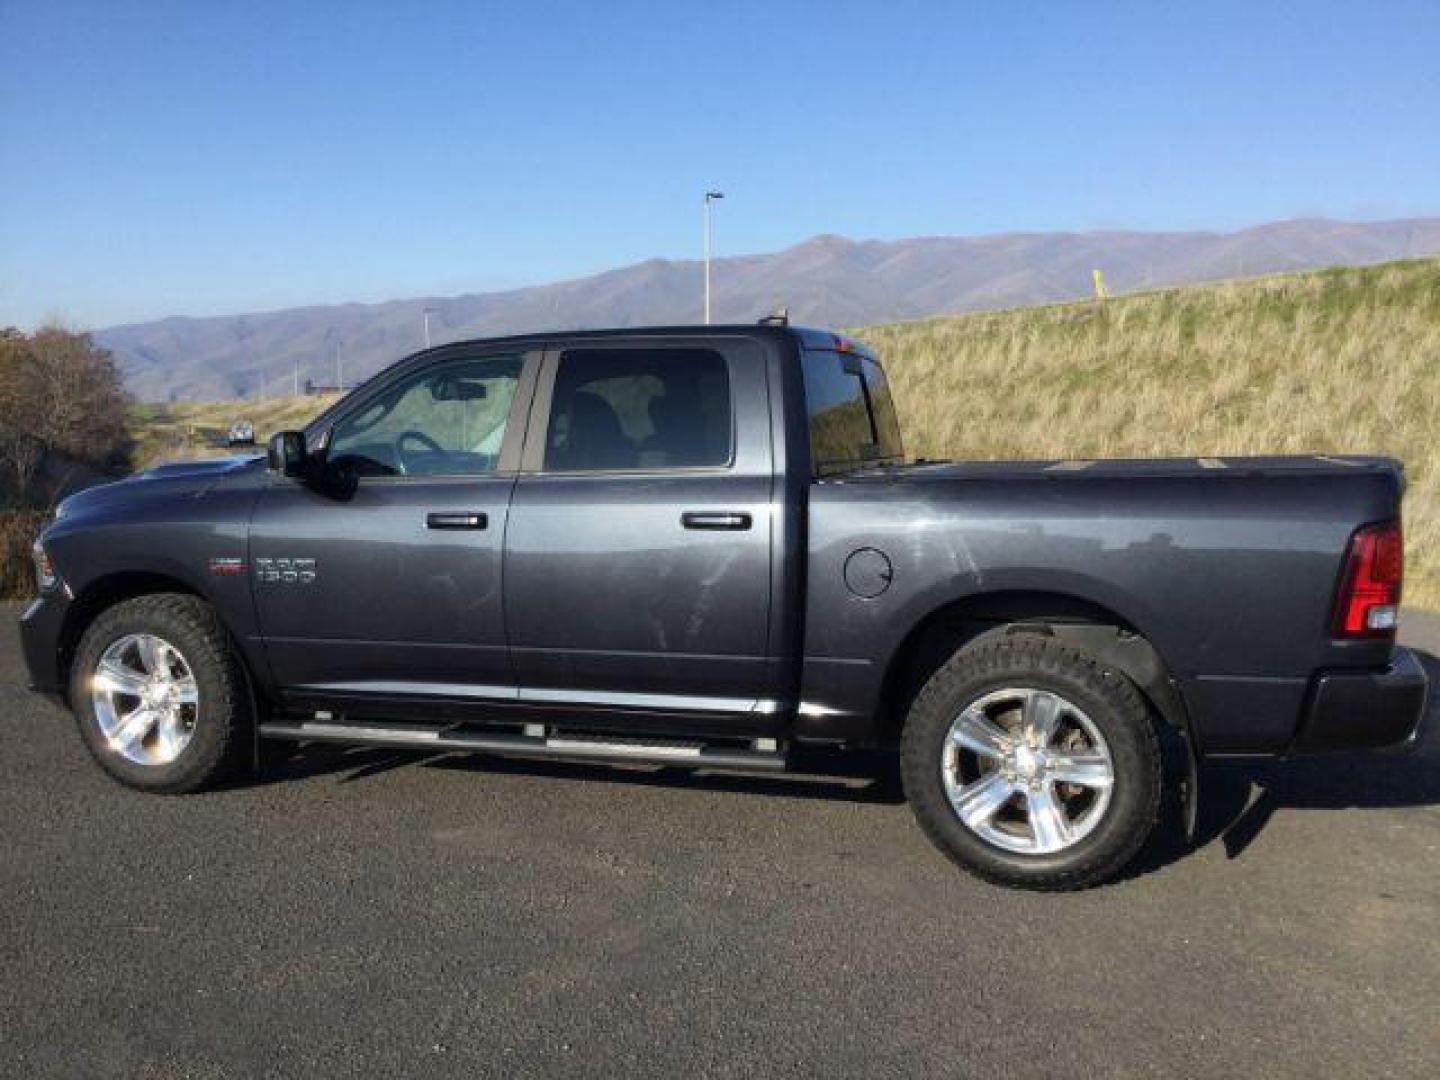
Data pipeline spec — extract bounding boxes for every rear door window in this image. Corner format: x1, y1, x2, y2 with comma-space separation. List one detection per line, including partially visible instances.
544, 348, 732, 471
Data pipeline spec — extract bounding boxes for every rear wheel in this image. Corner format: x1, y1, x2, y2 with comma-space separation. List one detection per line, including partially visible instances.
901, 634, 1161, 890
71, 594, 250, 793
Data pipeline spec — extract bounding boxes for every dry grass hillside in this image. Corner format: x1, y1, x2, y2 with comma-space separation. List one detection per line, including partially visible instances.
854, 257, 1440, 607
132, 393, 342, 467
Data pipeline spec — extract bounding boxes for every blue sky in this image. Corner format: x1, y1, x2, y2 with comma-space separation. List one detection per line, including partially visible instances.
1, 0, 1437, 329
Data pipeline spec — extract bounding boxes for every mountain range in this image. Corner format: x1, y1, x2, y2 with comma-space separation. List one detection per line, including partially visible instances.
97, 217, 1440, 401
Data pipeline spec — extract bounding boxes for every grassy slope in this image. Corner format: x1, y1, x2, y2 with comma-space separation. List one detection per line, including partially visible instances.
131, 393, 342, 467
131, 258, 1438, 606
853, 257, 1440, 607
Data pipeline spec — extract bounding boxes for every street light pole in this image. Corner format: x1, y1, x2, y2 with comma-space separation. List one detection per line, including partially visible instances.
703, 190, 724, 324
423, 306, 437, 348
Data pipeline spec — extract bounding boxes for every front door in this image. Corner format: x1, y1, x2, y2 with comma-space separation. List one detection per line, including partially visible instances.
251, 347, 538, 710
503, 337, 777, 731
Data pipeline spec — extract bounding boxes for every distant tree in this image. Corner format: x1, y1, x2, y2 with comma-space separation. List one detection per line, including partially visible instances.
0, 331, 43, 503
0, 326, 132, 506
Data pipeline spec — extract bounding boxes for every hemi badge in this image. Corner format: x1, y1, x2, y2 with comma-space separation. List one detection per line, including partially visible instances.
208, 557, 248, 576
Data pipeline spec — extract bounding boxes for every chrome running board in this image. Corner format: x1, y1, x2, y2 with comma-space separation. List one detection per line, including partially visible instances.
258, 719, 788, 772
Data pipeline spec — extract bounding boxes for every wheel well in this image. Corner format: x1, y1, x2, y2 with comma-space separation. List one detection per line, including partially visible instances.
57, 572, 202, 694
875, 590, 1189, 747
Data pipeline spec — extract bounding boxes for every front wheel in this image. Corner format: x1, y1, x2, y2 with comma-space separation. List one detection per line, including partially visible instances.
71, 594, 251, 793
901, 634, 1161, 890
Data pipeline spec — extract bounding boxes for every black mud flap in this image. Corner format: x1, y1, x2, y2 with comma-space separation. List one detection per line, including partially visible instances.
1181, 725, 1200, 843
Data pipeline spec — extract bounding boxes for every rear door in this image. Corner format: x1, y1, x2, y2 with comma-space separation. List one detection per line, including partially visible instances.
503, 335, 778, 731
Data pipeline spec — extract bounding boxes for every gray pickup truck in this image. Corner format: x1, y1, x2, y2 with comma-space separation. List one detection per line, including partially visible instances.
21, 323, 1428, 889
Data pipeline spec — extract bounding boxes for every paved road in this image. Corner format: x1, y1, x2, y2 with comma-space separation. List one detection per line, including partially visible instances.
2, 604, 1438, 1078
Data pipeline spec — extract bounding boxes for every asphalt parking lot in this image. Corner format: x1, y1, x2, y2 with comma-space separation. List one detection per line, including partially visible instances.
2, 604, 1437, 1079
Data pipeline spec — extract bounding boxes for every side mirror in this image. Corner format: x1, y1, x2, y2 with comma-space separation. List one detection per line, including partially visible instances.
267, 430, 308, 478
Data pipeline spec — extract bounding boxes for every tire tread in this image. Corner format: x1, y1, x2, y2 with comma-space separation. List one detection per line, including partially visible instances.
71, 593, 249, 793
901, 633, 1161, 891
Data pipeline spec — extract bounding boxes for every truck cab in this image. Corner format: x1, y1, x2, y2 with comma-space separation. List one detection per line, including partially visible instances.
254, 328, 813, 737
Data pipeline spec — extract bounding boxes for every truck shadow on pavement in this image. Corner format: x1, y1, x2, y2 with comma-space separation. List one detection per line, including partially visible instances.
259, 649, 1440, 878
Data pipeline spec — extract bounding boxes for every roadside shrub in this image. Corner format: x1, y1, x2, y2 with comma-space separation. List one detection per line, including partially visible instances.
0, 510, 48, 599
0, 326, 132, 598
0, 326, 132, 506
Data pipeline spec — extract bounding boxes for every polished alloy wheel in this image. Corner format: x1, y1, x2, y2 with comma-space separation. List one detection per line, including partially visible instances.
90, 633, 199, 765
942, 687, 1115, 854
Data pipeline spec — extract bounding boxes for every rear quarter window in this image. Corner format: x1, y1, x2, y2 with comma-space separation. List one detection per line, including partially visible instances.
801, 349, 905, 475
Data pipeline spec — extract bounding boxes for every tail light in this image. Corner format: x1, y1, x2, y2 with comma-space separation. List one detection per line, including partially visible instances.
1332, 522, 1402, 639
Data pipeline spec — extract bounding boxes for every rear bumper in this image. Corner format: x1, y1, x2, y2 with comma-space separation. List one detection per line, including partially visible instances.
19, 593, 68, 696
1290, 648, 1429, 754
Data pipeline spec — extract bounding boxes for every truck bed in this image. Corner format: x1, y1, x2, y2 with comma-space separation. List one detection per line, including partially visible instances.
860, 454, 1402, 483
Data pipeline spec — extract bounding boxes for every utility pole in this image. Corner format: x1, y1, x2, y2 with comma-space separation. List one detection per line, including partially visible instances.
703, 190, 724, 324
423, 306, 438, 348
293, 355, 300, 398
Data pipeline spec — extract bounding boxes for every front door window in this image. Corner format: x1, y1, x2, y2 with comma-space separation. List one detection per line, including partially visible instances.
327, 355, 524, 477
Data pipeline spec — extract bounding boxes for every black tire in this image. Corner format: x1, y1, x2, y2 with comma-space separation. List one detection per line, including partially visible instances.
70, 593, 251, 793
901, 634, 1161, 891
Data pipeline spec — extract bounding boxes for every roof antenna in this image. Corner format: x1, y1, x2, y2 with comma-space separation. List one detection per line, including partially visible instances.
757, 305, 789, 327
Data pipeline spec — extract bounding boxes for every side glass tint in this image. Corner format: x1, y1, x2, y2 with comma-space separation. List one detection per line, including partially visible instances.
545, 348, 732, 472
802, 350, 874, 474
327, 355, 523, 477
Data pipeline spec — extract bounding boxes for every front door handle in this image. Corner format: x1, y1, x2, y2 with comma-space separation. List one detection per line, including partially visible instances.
681, 511, 752, 531
426, 512, 488, 530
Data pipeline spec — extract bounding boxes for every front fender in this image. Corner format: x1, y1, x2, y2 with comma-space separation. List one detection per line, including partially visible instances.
41, 485, 267, 696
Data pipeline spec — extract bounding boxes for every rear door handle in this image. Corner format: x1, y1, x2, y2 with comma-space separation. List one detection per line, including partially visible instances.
681, 511, 752, 531
426, 512, 488, 530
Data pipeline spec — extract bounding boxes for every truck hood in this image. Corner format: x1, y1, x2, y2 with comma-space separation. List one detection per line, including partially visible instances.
54, 455, 264, 521
131, 454, 264, 482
